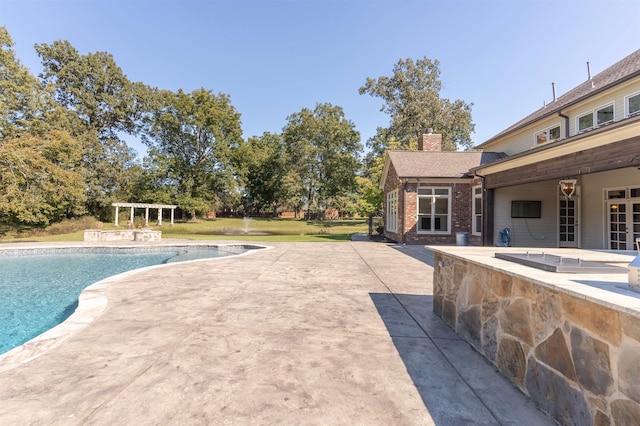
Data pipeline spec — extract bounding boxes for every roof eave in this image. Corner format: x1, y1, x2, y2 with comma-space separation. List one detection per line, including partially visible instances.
476, 69, 640, 149
471, 114, 640, 175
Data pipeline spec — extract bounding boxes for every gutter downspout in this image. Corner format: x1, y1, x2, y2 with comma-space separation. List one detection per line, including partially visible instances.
558, 110, 570, 138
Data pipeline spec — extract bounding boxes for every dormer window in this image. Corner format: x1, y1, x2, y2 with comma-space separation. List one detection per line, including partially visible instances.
535, 125, 561, 145
577, 103, 615, 132
626, 91, 640, 117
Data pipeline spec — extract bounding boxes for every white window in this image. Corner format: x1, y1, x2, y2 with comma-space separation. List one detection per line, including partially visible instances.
386, 190, 398, 232
625, 91, 640, 117
577, 103, 615, 132
417, 187, 450, 233
597, 104, 614, 125
472, 186, 482, 236
534, 124, 561, 145
577, 111, 593, 132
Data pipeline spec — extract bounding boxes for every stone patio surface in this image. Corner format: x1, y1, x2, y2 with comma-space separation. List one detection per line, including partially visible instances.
0, 240, 555, 425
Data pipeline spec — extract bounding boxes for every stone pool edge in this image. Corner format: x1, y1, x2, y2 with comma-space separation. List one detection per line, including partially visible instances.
0, 243, 271, 374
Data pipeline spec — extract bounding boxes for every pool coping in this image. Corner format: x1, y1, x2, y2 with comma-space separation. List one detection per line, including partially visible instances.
0, 242, 271, 374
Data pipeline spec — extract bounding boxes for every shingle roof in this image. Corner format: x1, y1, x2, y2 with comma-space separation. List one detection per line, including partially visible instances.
477, 49, 640, 148
387, 151, 506, 178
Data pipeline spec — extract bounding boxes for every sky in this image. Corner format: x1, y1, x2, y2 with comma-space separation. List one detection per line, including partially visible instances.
1, 0, 639, 158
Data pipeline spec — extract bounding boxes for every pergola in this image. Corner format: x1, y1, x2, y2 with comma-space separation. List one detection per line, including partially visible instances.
112, 202, 177, 227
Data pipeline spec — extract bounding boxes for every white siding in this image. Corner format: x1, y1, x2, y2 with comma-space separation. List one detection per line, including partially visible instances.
494, 182, 558, 248
492, 168, 640, 249
563, 80, 640, 134
483, 126, 534, 155
581, 167, 640, 249
480, 78, 640, 154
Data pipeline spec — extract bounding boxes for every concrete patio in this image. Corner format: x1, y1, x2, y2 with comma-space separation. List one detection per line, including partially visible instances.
0, 241, 554, 425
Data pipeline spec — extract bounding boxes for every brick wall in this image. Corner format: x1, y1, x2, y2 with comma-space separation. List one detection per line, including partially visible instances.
402, 182, 476, 245
382, 175, 479, 245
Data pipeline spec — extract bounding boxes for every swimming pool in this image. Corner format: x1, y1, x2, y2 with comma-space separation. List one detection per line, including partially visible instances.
0, 245, 257, 355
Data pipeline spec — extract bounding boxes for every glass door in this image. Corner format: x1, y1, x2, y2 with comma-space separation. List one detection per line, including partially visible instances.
559, 197, 579, 248
608, 202, 628, 250
607, 201, 640, 250
606, 187, 640, 250
632, 201, 640, 249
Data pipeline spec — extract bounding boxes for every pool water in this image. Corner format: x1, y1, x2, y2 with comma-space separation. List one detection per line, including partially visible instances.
0, 247, 238, 355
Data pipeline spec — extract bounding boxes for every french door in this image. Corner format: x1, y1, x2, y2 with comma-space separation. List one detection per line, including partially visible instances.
559, 197, 579, 248
607, 201, 640, 250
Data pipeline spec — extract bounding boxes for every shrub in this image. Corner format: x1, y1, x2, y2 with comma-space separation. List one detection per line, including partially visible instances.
42, 217, 101, 236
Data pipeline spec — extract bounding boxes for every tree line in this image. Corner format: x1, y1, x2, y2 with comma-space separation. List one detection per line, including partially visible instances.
0, 26, 474, 229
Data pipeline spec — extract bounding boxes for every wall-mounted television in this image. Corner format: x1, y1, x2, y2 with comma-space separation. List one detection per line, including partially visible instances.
511, 200, 541, 218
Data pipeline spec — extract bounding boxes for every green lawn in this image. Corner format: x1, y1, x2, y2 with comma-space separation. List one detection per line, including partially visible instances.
1, 218, 369, 243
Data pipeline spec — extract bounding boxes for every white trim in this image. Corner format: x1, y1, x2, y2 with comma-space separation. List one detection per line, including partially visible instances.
398, 177, 475, 184
472, 185, 482, 236
603, 186, 640, 250
557, 190, 580, 248
385, 190, 398, 233
576, 101, 615, 133
534, 123, 561, 146
112, 202, 177, 209
625, 90, 640, 117
379, 154, 392, 190
416, 186, 451, 234
475, 120, 640, 176
596, 102, 615, 126
112, 202, 177, 227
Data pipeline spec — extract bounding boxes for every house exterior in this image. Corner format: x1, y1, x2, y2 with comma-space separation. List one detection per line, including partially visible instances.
380, 132, 504, 245
474, 48, 640, 250
381, 49, 640, 249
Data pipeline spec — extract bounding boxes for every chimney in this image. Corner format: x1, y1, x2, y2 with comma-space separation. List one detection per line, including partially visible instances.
418, 129, 442, 151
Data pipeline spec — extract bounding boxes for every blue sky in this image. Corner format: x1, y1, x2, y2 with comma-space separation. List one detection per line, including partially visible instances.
1, 0, 639, 157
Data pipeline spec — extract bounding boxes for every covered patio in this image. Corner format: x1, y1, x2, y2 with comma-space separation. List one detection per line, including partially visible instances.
473, 118, 640, 249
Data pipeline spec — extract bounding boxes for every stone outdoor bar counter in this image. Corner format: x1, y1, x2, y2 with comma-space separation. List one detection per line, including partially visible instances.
430, 246, 639, 425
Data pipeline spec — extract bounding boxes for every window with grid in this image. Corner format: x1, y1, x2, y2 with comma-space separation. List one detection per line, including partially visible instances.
626, 92, 640, 117
386, 190, 398, 232
577, 103, 615, 132
534, 125, 561, 145
472, 186, 482, 235
417, 187, 450, 233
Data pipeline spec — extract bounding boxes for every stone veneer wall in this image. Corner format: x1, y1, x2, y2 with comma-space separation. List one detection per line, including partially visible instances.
84, 229, 161, 242
433, 252, 640, 425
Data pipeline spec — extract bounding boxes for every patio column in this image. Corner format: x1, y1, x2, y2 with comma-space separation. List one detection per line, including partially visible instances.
482, 188, 495, 247
158, 208, 163, 226
114, 206, 120, 226
170, 208, 175, 226
145, 207, 149, 227
130, 206, 135, 225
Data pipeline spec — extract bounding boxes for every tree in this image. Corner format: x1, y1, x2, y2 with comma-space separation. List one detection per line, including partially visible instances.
142, 88, 243, 219
354, 137, 409, 218
359, 56, 475, 153
0, 131, 86, 226
34, 40, 154, 219
282, 103, 362, 217
233, 132, 299, 216
0, 26, 51, 138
